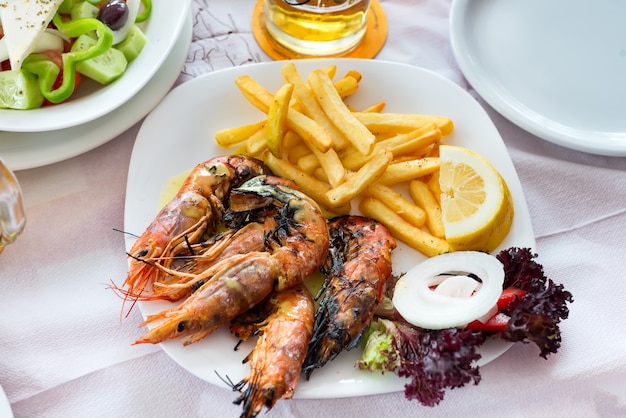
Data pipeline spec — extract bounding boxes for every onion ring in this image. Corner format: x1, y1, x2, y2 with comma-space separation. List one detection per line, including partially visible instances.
392, 251, 504, 329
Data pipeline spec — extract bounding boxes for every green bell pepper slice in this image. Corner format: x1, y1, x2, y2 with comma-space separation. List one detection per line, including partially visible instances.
136, 0, 152, 23
22, 13, 114, 104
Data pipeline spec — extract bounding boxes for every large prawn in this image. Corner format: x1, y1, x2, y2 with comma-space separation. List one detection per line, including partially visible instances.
133, 175, 330, 346
229, 284, 314, 418
145, 219, 278, 303
119, 155, 270, 307
303, 215, 396, 378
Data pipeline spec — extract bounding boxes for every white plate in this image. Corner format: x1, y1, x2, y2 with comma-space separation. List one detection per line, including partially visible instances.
0, 385, 12, 418
449, 0, 626, 156
0, 14, 191, 171
0, 0, 191, 132
125, 59, 536, 399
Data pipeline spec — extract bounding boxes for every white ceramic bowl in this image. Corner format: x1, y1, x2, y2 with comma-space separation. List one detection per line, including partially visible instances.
0, 0, 191, 132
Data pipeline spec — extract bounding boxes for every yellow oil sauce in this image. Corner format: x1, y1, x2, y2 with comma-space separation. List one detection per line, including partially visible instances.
158, 169, 191, 208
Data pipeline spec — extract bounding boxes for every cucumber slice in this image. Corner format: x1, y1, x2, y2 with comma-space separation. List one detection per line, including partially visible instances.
71, 34, 128, 85
70, 2, 100, 39
0, 70, 44, 110
71, 1, 99, 20
114, 25, 147, 62
59, 0, 81, 14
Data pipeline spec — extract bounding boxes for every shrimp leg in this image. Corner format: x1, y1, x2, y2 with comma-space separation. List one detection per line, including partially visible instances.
119, 155, 269, 307
134, 251, 277, 346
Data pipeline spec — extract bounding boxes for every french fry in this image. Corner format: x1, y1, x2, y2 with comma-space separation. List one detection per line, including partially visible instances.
263, 151, 351, 214
361, 101, 386, 113
409, 179, 445, 239
297, 153, 319, 174
344, 69, 362, 82
281, 63, 351, 150
335, 75, 360, 99
215, 119, 266, 148
309, 69, 375, 155
313, 166, 328, 183
220, 64, 459, 262
427, 170, 442, 204
287, 143, 312, 164
287, 110, 333, 153
341, 124, 442, 171
365, 183, 426, 228
246, 125, 268, 156
319, 65, 337, 79
376, 157, 440, 185
353, 112, 455, 136
283, 130, 303, 150
326, 149, 392, 206
359, 197, 450, 257
234, 75, 273, 113
378, 125, 441, 158
235, 75, 332, 152
266, 83, 294, 157
310, 146, 346, 187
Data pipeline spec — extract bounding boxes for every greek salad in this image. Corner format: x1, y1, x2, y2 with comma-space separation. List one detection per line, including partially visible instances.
0, 0, 152, 109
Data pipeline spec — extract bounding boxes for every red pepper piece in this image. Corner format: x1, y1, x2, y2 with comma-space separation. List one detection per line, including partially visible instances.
497, 287, 526, 310
467, 312, 511, 332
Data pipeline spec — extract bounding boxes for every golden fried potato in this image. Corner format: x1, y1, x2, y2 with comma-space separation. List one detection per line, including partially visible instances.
409, 179, 445, 239
309, 69, 375, 156
215, 120, 266, 148
365, 183, 426, 228
266, 83, 294, 157
376, 157, 440, 185
326, 149, 392, 206
359, 197, 450, 257
353, 112, 454, 135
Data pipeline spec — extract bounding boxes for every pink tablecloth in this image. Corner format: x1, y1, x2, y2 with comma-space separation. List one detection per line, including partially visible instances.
2, 0, 626, 416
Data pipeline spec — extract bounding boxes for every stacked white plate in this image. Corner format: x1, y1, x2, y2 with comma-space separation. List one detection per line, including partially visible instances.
0, 0, 192, 170
450, 0, 626, 156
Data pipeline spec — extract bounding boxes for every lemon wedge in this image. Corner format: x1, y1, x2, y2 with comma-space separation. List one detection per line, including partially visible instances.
439, 145, 514, 252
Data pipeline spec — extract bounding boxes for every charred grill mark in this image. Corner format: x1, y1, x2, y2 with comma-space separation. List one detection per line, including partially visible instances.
304, 215, 396, 377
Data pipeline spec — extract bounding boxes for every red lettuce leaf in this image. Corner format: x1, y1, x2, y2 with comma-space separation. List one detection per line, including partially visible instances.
358, 319, 483, 406
496, 247, 573, 358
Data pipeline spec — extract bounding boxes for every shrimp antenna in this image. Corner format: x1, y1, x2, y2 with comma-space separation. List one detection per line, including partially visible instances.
112, 227, 140, 238
125, 251, 153, 266
214, 371, 238, 390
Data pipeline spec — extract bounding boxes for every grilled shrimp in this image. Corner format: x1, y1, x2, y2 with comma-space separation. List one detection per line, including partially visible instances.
230, 284, 314, 418
133, 175, 329, 346
228, 175, 330, 292
121, 155, 269, 303
303, 215, 396, 377
148, 220, 277, 302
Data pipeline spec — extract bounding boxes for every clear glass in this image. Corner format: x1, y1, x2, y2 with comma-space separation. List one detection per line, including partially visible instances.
0, 157, 26, 253
264, 0, 370, 56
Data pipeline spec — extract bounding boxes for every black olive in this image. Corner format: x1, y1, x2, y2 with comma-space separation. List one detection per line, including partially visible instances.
97, 0, 129, 31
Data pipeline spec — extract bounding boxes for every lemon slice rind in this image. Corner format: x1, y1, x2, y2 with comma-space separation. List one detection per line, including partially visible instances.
439, 145, 514, 253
